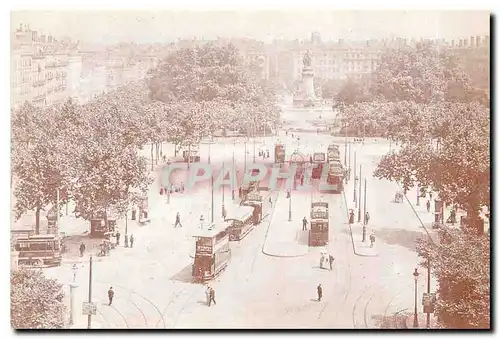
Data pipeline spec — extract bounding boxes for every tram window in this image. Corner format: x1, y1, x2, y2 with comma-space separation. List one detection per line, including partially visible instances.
54, 242, 60, 250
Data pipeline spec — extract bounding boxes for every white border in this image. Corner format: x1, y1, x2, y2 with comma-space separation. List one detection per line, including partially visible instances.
2, 1, 497, 338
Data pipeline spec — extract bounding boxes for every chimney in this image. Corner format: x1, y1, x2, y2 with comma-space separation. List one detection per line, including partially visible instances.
470, 36, 474, 47
476, 36, 481, 47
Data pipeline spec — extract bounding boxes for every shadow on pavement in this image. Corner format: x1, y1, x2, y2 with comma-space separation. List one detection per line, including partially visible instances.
375, 228, 426, 252
170, 263, 198, 284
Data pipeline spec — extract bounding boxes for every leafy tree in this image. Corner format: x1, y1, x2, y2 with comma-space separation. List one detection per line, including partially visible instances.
11, 269, 66, 329
11, 103, 74, 234
416, 228, 490, 329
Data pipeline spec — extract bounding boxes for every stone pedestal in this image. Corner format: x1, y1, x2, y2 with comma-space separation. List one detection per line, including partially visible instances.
11, 250, 19, 270
69, 283, 79, 326
293, 67, 322, 108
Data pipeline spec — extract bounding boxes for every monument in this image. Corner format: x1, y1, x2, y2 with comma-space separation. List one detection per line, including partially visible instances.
293, 50, 322, 108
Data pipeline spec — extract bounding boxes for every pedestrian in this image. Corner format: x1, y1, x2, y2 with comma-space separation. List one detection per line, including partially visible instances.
317, 284, 323, 301
124, 234, 129, 248
175, 212, 183, 228
369, 231, 375, 248
222, 205, 227, 220
205, 286, 211, 306
268, 196, 272, 207
181, 182, 185, 193
309, 155, 313, 164
208, 287, 216, 306
365, 211, 370, 225
329, 254, 334, 270
429, 191, 433, 200
302, 217, 308, 231
79, 242, 86, 257
300, 174, 304, 186
349, 210, 355, 224
238, 187, 242, 198
108, 287, 114, 306
116, 230, 120, 245
426, 200, 431, 213
200, 215, 205, 229
130, 234, 134, 248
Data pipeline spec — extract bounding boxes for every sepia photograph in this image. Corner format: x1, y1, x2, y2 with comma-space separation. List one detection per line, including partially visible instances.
9, 8, 491, 330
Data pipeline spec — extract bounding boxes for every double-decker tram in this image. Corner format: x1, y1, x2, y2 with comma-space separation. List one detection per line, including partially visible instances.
311, 152, 327, 179
309, 201, 329, 246
226, 205, 255, 241
14, 234, 62, 267
321, 161, 344, 193
327, 144, 341, 163
192, 223, 231, 282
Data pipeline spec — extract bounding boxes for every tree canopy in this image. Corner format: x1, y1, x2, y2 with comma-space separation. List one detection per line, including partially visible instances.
11, 269, 66, 329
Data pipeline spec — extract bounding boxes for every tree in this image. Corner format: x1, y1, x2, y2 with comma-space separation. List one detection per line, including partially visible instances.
371, 45, 472, 104
11, 269, 66, 329
147, 42, 281, 141
69, 98, 153, 221
333, 77, 373, 109
11, 103, 74, 234
416, 228, 490, 329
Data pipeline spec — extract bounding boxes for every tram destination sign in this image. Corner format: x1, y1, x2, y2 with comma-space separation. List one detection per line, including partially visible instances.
196, 245, 212, 254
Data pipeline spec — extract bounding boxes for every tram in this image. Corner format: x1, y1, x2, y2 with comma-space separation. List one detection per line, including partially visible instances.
241, 190, 268, 224
226, 205, 255, 241
311, 152, 327, 179
309, 202, 329, 246
192, 223, 231, 282
321, 161, 344, 193
327, 144, 341, 163
14, 234, 62, 267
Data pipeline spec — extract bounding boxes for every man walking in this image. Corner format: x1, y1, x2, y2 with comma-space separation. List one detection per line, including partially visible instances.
365, 211, 370, 225
349, 210, 355, 225
369, 231, 375, 248
329, 254, 334, 270
302, 217, 308, 231
174, 212, 183, 228
426, 200, 431, 213
108, 287, 114, 306
208, 287, 216, 306
79, 242, 86, 257
317, 284, 323, 301
268, 196, 273, 208
130, 234, 134, 248
116, 230, 120, 246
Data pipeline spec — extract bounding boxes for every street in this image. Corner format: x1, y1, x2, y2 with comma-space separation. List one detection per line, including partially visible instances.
42, 122, 437, 329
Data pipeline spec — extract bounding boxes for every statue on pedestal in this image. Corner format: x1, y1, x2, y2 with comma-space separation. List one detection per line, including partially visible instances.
303, 50, 312, 68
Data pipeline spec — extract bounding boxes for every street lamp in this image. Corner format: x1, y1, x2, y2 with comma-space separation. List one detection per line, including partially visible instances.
353, 151, 357, 205
232, 139, 236, 200
413, 268, 420, 328
288, 181, 292, 222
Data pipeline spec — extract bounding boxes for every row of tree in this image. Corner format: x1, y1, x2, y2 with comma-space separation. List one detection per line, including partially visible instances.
12, 42, 282, 234
334, 44, 490, 329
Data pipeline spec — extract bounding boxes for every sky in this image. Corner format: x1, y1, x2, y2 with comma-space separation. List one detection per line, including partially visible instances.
11, 10, 491, 44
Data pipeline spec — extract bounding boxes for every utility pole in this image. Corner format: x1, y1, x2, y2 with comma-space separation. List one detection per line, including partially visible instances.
358, 165, 362, 223
288, 180, 292, 222
56, 188, 60, 229
232, 140, 235, 200
348, 142, 351, 181
253, 126, 256, 163
427, 257, 431, 328
353, 151, 357, 205
209, 148, 214, 224
222, 162, 225, 205
87, 255, 93, 329
362, 177, 367, 242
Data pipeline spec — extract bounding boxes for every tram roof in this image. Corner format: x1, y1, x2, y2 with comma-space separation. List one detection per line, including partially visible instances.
226, 205, 254, 220
191, 222, 229, 239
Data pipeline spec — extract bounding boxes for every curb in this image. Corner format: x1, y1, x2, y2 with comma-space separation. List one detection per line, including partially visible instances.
261, 191, 309, 258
